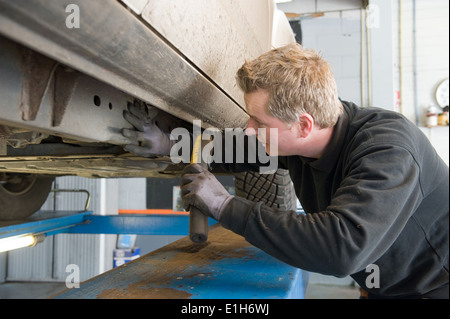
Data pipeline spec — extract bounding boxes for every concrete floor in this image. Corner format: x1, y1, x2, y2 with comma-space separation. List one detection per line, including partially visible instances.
0, 282, 66, 299
305, 283, 360, 299
0, 281, 360, 299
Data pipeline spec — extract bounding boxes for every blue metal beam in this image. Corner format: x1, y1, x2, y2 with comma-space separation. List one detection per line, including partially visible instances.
68, 214, 216, 236
1, 211, 308, 299
0, 211, 92, 239
0, 211, 216, 239
54, 225, 308, 299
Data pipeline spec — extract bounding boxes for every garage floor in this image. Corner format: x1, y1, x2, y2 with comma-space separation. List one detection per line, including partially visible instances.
305, 283, 360, 299
0, 281, 360, 299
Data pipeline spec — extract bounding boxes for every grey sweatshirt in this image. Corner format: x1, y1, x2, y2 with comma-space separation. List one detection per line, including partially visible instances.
214, 101, 449, 298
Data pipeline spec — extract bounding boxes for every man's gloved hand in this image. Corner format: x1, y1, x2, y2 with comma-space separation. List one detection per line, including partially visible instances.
121, 100, 174, 157
181, 164, 234, 221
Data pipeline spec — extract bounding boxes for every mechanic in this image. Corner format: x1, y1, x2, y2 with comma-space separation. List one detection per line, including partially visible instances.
122, 43, 449, 299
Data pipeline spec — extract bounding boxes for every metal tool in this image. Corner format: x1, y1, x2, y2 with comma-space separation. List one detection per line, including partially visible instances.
188, 134, 209, 243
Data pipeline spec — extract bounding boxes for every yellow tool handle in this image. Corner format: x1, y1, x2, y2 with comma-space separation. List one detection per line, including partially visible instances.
191, 133, 202, 164
189, 134, 209, 243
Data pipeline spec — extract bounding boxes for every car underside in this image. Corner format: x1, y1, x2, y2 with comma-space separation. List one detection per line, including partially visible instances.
0, 0, 296, 220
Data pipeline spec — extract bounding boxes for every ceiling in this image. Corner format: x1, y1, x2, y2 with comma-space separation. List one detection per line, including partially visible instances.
277, 0, 363, 14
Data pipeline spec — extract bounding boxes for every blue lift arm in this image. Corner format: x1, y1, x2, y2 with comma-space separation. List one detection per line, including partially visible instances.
0, 211, 308, 299
55, 224, 308, 299
0, 211, 215, 239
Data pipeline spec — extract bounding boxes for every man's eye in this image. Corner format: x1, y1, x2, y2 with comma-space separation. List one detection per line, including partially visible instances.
255, 119, 264, 126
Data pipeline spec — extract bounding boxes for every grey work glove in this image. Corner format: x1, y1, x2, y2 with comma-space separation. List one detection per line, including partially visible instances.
121, 100, 174, 157
181, 164, 234, 221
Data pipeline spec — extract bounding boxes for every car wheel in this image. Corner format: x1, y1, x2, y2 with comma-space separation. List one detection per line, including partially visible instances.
0, 174, 55, 220
234, 169, 297, 211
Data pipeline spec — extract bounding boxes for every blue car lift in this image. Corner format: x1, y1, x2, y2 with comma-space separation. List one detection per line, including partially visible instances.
0, 210, 308, 299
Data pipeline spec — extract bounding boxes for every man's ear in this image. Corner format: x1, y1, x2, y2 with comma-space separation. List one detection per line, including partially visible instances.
298, 113, 314, 138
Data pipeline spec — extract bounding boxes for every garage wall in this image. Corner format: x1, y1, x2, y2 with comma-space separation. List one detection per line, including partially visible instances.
392, 0, 449, 125
300, 10, 364, 105
279, 0, 449, 122
279, 0, 395, 109
119, 177, 184, 255
119, 178, 147, 210
279, 0, 449, 166
393, 0, 449, 164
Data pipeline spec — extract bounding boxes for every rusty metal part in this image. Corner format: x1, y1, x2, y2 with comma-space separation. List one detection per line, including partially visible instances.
0, 141, 181, 178
0, 36, 134, 146
0, 139, 5, 156
52, 66, 81, 127
0, 125, 49, 150
19, 49, 57, 121
0, 155, 176, 178
0, 0, 248, 129
19, 47, 81, 126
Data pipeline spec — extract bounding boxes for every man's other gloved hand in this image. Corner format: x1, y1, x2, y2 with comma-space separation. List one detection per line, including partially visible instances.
121, 100, 174, 157
181, 164, 234, 221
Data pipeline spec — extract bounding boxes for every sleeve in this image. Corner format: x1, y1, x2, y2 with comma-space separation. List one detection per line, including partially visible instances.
219, 144, 423, 277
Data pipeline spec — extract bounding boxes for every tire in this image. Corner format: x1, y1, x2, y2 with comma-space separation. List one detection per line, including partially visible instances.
0, 174, 55, 220
234, 168, 297, 211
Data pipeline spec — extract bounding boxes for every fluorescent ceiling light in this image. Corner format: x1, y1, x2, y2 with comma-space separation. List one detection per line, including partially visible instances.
0, 234, 44, 253
275, 0, 293, 3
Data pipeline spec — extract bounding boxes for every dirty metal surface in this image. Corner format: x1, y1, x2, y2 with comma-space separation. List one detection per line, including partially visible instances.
140, 0, 274, 109
0, 0, 248, 130
54, 225, 306, 299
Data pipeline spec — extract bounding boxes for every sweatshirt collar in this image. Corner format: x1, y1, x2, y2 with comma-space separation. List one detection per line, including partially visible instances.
301, 107, 349, 172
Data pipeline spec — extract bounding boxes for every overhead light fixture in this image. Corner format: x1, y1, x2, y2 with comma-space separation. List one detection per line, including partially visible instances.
0, 234, 45, 253
275, 0, 293, 3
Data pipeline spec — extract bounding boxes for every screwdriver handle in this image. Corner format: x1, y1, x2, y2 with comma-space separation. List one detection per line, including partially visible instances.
189, 206, 209, 243
188, 134, 209, 243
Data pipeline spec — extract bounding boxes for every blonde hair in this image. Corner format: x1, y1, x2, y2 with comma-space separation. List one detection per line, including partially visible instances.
236, 43, 343, 128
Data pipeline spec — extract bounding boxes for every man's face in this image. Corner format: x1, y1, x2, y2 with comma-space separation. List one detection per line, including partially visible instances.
244, 89, 298, 156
